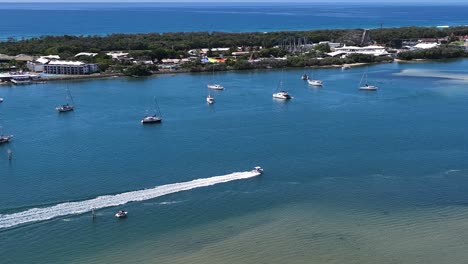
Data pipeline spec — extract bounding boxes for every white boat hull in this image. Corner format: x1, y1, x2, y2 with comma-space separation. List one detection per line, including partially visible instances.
307, 80, 323, 86
359, 85, 378, 91
207, 84, 224, 90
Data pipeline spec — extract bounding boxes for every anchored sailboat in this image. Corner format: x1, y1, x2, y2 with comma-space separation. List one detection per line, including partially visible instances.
141, 96, 163, 124
207, 65, 224, 90
359, 68, 378, 91
307, 71, 323, 86
56, 87, 75, 112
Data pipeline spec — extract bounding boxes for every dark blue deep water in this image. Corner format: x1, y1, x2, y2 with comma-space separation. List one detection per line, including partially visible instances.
1, 2, 468, 40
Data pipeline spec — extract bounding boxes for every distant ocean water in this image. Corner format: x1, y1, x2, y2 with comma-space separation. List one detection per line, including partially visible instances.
0, 3, 468, 40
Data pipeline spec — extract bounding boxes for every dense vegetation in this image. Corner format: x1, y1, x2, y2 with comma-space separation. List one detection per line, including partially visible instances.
397, 45, 467, 60
2, 26, 468, 75
1, 26, 467, 59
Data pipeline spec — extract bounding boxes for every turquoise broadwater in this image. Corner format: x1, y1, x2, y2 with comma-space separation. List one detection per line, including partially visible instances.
1, 60, 468, 263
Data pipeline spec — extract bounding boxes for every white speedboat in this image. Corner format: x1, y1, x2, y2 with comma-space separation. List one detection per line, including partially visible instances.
307, 79, 323, 86
55, 103, 74, 112
342, 65, 350, 70
359, 84, 378, 91
301, 74, 308, 80
207, 84, 224, 90
141, 115, 162, 124
253, 166, 264, 174
273, 91, 291, 100
206, 95, 215, 104
0, 134, 13, 144
115, 210, 128, 218
0, 97, 3, 103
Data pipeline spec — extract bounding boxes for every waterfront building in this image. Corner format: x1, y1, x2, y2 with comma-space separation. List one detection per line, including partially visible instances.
43, 61, 98, 75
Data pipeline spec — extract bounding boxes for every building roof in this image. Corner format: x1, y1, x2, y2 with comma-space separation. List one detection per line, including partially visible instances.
47, 60, 86, 66
413, 43, 439, 49
75, 52, 98, 57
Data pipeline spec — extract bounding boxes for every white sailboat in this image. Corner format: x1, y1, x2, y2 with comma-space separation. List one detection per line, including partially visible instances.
141, 96, 163, 124
307, 71, 323, 86
207, 65, 224, 90
55, 87, 74, 112
359, 68, 378, 91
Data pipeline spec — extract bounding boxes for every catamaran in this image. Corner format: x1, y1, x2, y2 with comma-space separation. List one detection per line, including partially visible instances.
359, 68, 378, 91
56, 88, 74, 112
141, 97, 163, 124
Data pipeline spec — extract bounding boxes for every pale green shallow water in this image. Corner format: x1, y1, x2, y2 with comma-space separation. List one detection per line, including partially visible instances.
1, 60, 468, 263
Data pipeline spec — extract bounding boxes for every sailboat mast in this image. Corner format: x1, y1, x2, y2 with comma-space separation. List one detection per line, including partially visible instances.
154, 96, 162, 118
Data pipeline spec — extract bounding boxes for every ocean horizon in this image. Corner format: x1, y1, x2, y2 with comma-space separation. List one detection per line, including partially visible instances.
2, 2, 468, 264
1, 2, 468, 40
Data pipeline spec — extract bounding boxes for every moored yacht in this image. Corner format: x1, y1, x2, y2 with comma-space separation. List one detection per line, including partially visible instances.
141, 96, 163, 124
359, 68, 378, 91
207, 84, 224, 90
206, 94, 215, 104
56, 88, 74, 112
56, 103, 74, 112
272, 91, 291, 100
141, 115, 162, 124
307, 79, 323, 86
0, 134, 13, 144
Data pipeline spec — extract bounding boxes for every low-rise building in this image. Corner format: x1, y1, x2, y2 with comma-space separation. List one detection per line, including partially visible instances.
43, 60, 98, 75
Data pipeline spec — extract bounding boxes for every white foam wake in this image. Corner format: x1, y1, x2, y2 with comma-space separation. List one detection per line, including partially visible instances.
0, 170, 260, 229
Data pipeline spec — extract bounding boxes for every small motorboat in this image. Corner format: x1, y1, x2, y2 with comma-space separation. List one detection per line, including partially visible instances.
307, 79, 323, 86
206, 95, 215, 104
253, 166, 264, 174
207, 84, 224, 90
272, 91, 291, 100
359, 84, 378, 91
342, 65, 350, 70
0, 135, 13, 144
0, 97, 3, 103
55, 103, 74, 112
141, 115, 162, 124
115, 210, 128, 218
301, 74, 309, 80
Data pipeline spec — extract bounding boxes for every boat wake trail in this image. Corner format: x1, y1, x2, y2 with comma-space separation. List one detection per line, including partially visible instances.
0, 170, 260, 230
